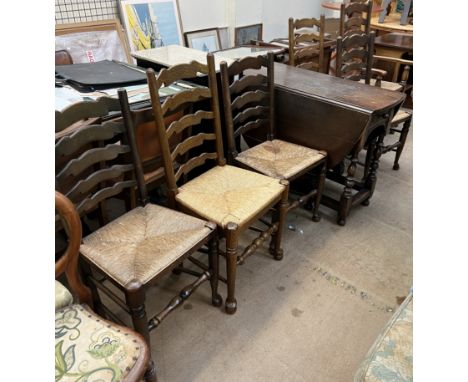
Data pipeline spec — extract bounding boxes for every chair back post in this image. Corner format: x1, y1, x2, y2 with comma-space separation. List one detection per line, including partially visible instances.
365, 31, 376, 84
206, 53, 227, 166
288, 17, 295, 66
339, 3, 346, 37
220, 60, 238, 163
364, 0, 372, 34
318, 14, 325, 73
336, 36, 343, 78
118, 89, 149, 206
55, 191, 93, 307
266, 52, 276, 140
146, 68, 180, 208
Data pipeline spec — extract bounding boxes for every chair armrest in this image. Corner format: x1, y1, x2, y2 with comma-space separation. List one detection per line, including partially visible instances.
373, 55, 413, 66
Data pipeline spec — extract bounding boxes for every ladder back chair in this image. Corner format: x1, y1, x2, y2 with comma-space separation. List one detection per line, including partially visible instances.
55, 191, 151, 382
220, 52, 327, 221
371, 54, 413, 170
55, 94, 223, 381
146, 53, 289, 315
335, 31, 403, 91
288, 15, 326, 73
339, 0, 373, 37
336, 32, 413, 170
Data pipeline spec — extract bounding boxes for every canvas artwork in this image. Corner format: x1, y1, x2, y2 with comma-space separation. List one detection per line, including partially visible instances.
120, 0, 183, 52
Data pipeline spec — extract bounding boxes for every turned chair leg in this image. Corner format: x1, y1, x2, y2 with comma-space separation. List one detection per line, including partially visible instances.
225, 223, 239, 314
393, 117, 412, 170
312, 161, 327, 222
270, 180, 289, 260
208, 236, 223, 307
125, 281, 157, 382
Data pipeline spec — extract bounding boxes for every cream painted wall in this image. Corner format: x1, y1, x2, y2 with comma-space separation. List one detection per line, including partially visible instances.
178, 0, 227, 32
178, 0, 326, 45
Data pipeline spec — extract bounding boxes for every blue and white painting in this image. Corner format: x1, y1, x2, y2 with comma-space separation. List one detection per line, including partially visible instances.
122, 0, 182, 51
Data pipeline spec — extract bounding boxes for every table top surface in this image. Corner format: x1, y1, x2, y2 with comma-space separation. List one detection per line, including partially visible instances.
269, 63, 405, 114
374, 32, 413, 51
371, 13, 413, 33
133, 45, 287, 70
321, 1, 383, 12
132, 45, 234, 71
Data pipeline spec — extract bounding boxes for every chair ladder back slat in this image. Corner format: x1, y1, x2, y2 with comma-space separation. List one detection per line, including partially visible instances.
155, 60, 208, 88
75, 180, 136, 215
55, 97, 121, 133
229, 74, 266, 96
161, 87, 212, 115
174, 152, 218, 182
233, 105, 269, 127
66, 164, 134, 201
56, 144, 131, 185
171, 132, 217, 161
55, 122, 125, 158
166, 110, 214, 139
231, 90, 269, 112
227, 56, 265, 77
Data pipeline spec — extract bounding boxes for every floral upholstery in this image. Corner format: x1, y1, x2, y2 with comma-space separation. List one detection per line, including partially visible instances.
354, 292, 413, 382
176, 164, 286, 228
56, 280, 73, 311
55, 304, 148, 382
235, 139, 326, 180
80, 203, 213, 288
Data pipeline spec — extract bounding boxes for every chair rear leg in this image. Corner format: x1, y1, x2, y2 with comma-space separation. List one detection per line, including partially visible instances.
79, 259, 103, 313
208, 235, 223, 307
393, 116, 412, 170
270, 180, 289, 260
125, 282, 157, 382
312, 161, 327, 222
225, 223, 239, 314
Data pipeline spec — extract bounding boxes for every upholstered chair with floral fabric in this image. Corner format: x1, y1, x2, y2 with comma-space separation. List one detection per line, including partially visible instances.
55, 191, 152, 382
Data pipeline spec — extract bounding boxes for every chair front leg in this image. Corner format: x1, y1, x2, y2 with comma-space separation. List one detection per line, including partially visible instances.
225, 223, 239, 314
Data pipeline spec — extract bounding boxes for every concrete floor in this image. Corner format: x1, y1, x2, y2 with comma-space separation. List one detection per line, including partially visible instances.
109, 127, 413, 381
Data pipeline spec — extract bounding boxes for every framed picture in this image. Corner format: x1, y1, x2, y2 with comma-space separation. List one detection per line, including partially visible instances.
55, 20, 132, 63
184, 28, 221, 53
235, 23, 263, 46
120, 0, 184, 52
